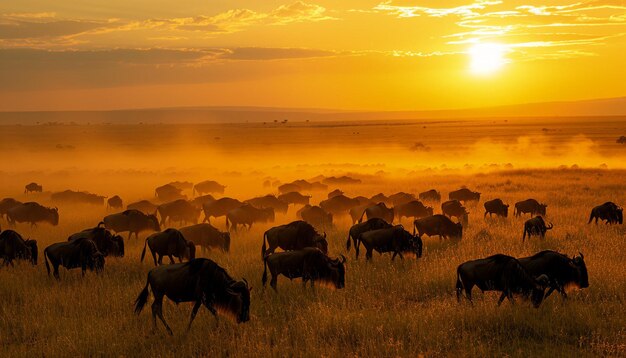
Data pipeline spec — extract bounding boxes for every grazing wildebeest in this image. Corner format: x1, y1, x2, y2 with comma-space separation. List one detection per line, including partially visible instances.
262, 221, 328, 258
358, 226, 423, 262
107, 195, 123, 210
168, 181, 194, 191
134, 258, 251, 334
359, 202, 394, 224
262, 247, 346, 291
346, 218, 393, 258
484, 198, 509, 218
327, 189, 344, 199
0, 230, 37, 265
44, 239, 105, 280
141, 229, 196, 266
179, 223, 230, 253
449, 188, 481, 203
588, 202, 623, 225
226, 205, 275, 232
202, 197, 245, 223
245, 195, 288, 214
395, 200, 433, 222
7, 202, 59, 227
103, 209, 160, 239
322, 176, 361, 185
298, 205, 333, 230
514, 199, 547, 217
126, 200, 158, 215
0, 198, 22, 220
155, 184, 185, 202
517, 251, 588, 300
278, 192, 311, 206
456, 254, 550, 307
24, 182, 43, 194
68, 224, 124, 257
319, 195, 361, 215
388, 192, 416, 206
190, 194, 215, 209
193, 180, 226, 196
441, 200, 469, 226
419, 189, 441, 202
413, 215, 463, 240
157, 199, 201, 226
523, 216, 553, 241
51, 190, 105, 205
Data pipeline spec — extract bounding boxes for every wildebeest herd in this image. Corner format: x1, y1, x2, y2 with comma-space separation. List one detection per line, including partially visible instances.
0, 178, 621, 335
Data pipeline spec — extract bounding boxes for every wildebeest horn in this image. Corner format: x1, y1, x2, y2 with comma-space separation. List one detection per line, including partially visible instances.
243, 278, 249, 287
578, 251, 584, 259
546, 222, 553, 229
323, 232, 327, 239
340, 254, 346, 264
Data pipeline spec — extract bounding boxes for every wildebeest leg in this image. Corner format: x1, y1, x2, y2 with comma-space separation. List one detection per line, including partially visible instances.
497, 292, 507, 306
151, 250, 158, 266
168, 254, 175, 264
53, 264, 61, 280
157, 254, 163, 265
365, 248, 373, 261
544, 287, 555, 299
505, 290, 515, 305
270, 274, 278, 291
187, 300, 202, 332
151, 292, 173, 335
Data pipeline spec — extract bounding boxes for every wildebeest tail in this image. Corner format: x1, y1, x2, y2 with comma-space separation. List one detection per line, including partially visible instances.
522, 225, 527, 241
262, 255, 269, 287
455, 269, 464, 301
358, 210, 366, 224
346, 232, 352, 251
587, 210, 595, 224
44, 248, 51, 276
134, 276, 151, 314
261, 231, 268, 259
140, 238, 149, 262
225, 215, 230, 232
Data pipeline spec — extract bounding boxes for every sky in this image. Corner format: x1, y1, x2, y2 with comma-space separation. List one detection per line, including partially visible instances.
0, 0, 624, 111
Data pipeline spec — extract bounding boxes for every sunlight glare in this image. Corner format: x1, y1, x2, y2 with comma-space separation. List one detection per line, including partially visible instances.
469, 43, 507, 75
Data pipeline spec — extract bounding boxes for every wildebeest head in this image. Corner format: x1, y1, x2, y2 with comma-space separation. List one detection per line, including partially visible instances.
538, 204, 547, 216
90, 252, 105, 273
25, 239, 38, 265
50, 207, 59, 226
426, 206, 434, 216
224, 279, 252, 323
147, 214, 161, 231
327, 255, 346, 289
503, 204, 510, 217
112, 235, 125, 257
222, 232, 231, 252
571, 252, 589, 289
616, 207, 624, 224
261, 207, 275, 222
530, 274, 550, 308
413, 235, 424, 258
453, 222, 463, 239
185, 241, 196, 260
314, 233, 329, 254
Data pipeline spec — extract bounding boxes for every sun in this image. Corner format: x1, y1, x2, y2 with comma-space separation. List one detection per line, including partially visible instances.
469, 43, 507, 75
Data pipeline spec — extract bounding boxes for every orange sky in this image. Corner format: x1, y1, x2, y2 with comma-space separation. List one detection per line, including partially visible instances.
0, 1, 624, 111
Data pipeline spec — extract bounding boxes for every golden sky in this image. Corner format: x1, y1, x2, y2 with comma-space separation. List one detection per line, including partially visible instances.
0, 0, 624, 111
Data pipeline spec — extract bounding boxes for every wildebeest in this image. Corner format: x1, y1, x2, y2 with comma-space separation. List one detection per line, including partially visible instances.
395, 200, 433, 222
155, 184, 185, 202
413, 215, 463, 240
514, 199, 547, 217
310, 181, 329, 191
346, 218, 393, 258
483, 198, 509, 218
359, 202, 394, 224
370, 193, 391, 205
193, 180, 226, 196
51, 190, 105, 205
179, 223, 230, 253
319, 194, 361, 215
518, 251, 588, 300
327, 189, 344, 199
103, 209, 160, 239
419, 189, 441, 202
134, 258, 251, 334
262, 221, 328, 258
107, 195, 123, 210
7, 202, 59, 227
141, 229, 196, 266
354, 196, 374, 206
0, 230, 37, 265
168, 181, 194, 191
588, 201, 623, 225
44, 239, 105, 280
68, 224, 124, 257
226, 205, 275, 232
523, 216, 553, 241
277, 192, 311, 206
456, 254, 550, 307
277, 183, 302, 194
262, 247, 346, 291
157, 199, 200, 226
245, 195, 288, 214
126, 200, 158, 215
388, 192, 416, 206
441, 200, 469, 226
202, 197, 245, 223
297, 205, 333, 230
24, 182, 43, 194
358, 226, 423, 261
0, 198, 22, 220
190, 194, 215, 209
349, 203, 372, 224
322, 176, 361, 185
449, 188, 481, 203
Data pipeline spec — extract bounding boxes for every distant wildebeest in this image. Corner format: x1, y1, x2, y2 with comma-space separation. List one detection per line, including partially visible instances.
179, 223, 230, 253
278, 183, 302, 194
0, 230, 37, 266
141, 228, 196, 266
588, 201, 623, 225
518, 251, 588, 300
319, 194, 361, 215
68, 224, 124, 257
245, 195, 288, 214
157, 199, 200, 226
193, 180, 226, 196
370, 193, 391, 205
190, 194, 215, 209
448, 188, 481, 203
456, 254, 550, 307
134, 258, 251, 334
7, 202, 59, 227
514, 199, 547, 217
441, 200, 469, 226
354, 196, 374, 206
103, 209, 160, 239
388, 192, 416, 206
154, 184, 185, 202
297, 205, 333, 230
523, 216, 553, 241
262, 247, 346, 291
358, 226, 423, 262
126, 200, 158, 215
483, 198, 509, 218
262, 221, 328, 258
322, 176, 361, 185
0, 198, 23, 220
346, 218, 393, 258
310, 181, 328, 191
107, 195, 123, 210
168, 181, 193, 191
419, 189, 441, 202
395, 200, 433, 222
51, 190, 105, 205
349, 203, 372, 224
327, 189, 344, 199
202, 197, 245, 223
24, 182, 43, 194
359, 202, 394, 224
44, 239, 105, 280
226, 205, 275, 232
278, 191, 311, 206
413, 215, 463, 240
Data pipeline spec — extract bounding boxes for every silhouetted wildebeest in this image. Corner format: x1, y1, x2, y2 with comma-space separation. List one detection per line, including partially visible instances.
277, 183, 302, 194
179, 223, 230, 253
389, 192, 416, 206
483, 198, 509, 218
262, 221, 328, 258
297, 205, 333, 230
190, 194, 215, 209
395, 200, 433, 222
44, 239, 105, 280
310, 181, 329, 191
319, 194, 361, 215
168, 181, 193, 191
419, 189, 441, 202
349, 203, 373, 224
193, 180, 226, 196
346, 218, 393, 258
413, 215, 462, 240
107, 195, 123, 210
518, 251, 588, 300
7, 202, 59, 227
278, 191, 311, 206
322, 176, 361, 185
0, 198, 22, 220
245, 195, 288, 214
370, 193, 391, 205
51, 190, 105, 205
456, 254, 550, 307
126, 200, 158, 215
0, 230, 37, 265
354, 196, 374, 206
514, 199, 547, 217
359, 202, 394, 224
103, 209, 160, 240
441, 200, 469, 226
134, 258, 251, 334
327, 189, 344, 199
448, 188, 481, 203
358, 226, 423, 262
155, 184, 185, 202
588, 201, 623, 225
68, 224, 124, 257
156, 199, 200, 226
262, 247, 346, 291
202, 197, 244, 223
523, 216, 553, 241
24, 182, 43, 194
226, 205, 274, 232
141, 228, 196, 266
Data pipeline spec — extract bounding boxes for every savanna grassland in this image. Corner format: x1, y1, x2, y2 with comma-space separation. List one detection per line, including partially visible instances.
0, 117, 625, 357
